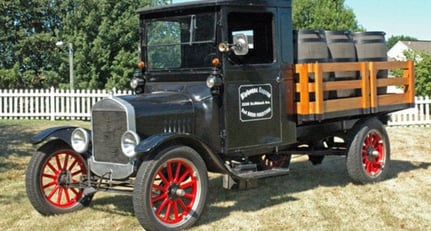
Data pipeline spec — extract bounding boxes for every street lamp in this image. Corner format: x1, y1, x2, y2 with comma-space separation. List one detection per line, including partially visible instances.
56, 41, 74, 90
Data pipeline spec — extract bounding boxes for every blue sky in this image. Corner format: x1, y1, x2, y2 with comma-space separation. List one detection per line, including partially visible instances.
345, 0, 431, 40
172, 0, 431, 40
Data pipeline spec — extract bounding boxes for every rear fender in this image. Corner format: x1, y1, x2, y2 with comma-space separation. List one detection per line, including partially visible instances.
31, 126, 91, 148
136, 133, 229, 174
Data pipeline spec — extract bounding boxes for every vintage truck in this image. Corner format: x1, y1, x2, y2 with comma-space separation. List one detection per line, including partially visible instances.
25, 0, 415, 230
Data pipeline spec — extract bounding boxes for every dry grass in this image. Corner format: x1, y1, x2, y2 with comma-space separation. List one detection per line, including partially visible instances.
0, 120, 430, 230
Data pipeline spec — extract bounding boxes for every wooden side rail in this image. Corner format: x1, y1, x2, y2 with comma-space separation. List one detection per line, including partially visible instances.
294, 61, 415, 120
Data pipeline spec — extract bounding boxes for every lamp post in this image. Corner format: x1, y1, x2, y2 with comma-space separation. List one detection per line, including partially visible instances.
56, 41, 74, 90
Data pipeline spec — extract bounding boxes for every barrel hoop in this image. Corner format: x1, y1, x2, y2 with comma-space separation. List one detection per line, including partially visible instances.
354, 39, 386, 44
327, 38, 353, 43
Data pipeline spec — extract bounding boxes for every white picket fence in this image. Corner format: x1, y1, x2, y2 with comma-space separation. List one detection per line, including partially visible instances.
0, 87, 132, 121
0, 88, 430, 126
388, 95, 431, 127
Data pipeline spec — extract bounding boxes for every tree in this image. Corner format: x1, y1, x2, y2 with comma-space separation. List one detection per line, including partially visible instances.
0, 0, 65, 88
404, 51, 431, 96
293, 0, 362, 31
57, 0, 152, 90
386, 35, 418, 50
0, 0, 152, 90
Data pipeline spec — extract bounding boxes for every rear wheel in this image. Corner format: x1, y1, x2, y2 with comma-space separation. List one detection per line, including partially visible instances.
133, 146, 208, 231
25, 140, 92, 215
346, 119, 390, 184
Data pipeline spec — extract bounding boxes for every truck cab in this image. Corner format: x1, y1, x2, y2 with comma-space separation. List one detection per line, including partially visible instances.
25, 1, 414, 230
133, 0, 296, 155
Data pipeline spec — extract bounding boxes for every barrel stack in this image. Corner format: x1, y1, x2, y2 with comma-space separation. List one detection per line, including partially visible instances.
294, 30, 388, 98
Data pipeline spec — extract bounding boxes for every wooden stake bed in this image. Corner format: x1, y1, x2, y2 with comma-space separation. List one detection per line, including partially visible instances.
294, 61, 415, 122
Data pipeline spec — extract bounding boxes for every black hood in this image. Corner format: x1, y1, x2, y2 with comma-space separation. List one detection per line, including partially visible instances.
119, 92, 195, 137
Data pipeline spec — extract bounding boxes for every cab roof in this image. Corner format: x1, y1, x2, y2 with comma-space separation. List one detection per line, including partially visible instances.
137, 0, 291, 15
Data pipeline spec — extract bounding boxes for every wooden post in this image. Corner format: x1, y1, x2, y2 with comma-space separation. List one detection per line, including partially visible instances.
406, 60, 415, 104
298, 63, 310, 115
360, 62, 370, 112
314, 63, 324, 115
368, 62, 378, 112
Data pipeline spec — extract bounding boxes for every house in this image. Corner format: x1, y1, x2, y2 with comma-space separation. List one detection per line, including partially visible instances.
387, 40, 431, 61
386, 40, 431, 93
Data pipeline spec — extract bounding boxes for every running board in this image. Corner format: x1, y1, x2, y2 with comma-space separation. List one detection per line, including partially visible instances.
236, 167, 290, 179
223, 168, 290, 190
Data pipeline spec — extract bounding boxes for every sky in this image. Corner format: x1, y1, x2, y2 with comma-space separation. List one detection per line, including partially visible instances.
172, 0, 431, 40
345, 0, 431, 40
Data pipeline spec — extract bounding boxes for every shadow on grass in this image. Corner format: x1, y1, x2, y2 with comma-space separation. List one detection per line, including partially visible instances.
88, 156, 431, 227
0, 123, 37, 173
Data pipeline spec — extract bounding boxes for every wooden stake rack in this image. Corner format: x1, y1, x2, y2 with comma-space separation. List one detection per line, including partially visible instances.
294, 61, 415, 122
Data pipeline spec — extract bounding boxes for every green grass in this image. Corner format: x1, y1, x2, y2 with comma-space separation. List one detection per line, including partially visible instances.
1, 120, 430, 230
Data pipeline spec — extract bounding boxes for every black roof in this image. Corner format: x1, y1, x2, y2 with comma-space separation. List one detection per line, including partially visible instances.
137, 0, 291, 15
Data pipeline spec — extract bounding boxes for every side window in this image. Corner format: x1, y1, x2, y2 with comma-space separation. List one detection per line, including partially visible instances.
228, 12, 274, 64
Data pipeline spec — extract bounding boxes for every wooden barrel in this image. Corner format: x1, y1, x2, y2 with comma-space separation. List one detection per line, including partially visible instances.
294, 30, 330, 99
325, 31, 357, 98
353, 31, 388, 94
294, 29, 329, 65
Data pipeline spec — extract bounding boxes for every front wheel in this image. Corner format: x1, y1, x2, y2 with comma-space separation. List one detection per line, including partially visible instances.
133, 146, 208, 231
25, 140, 92, 215
346, 119, 390, 184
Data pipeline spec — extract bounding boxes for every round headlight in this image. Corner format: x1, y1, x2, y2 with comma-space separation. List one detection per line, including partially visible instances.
71, 128, 90, 153
206, 76, 216, 88
206, 75, 222, 89
130, 78, 139, 89
121, 130, 140, 158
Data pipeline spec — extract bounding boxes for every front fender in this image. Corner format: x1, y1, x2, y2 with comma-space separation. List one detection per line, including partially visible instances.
135, 133, 229, 174
31, 126, 91, 147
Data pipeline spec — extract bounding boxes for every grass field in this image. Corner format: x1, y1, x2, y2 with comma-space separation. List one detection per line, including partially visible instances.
0, 120, 430, 230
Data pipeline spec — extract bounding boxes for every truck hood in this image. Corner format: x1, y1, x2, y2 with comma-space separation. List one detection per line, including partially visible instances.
119, 92, 195, 136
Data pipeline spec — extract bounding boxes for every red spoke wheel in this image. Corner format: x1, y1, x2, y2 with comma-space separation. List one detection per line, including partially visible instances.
133, 146, 208, 231
347, 119, 390, 184
26, 140, 92, 215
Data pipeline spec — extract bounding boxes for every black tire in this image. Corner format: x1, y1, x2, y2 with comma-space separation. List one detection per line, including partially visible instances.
25, 140, 92, 215
346, 119, 390, 184
133, 146, 208, 231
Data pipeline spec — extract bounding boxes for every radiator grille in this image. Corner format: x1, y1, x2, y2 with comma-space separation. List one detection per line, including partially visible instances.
92, 106, 129, 164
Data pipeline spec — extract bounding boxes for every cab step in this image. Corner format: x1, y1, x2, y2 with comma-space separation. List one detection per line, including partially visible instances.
237, 167, 290, 179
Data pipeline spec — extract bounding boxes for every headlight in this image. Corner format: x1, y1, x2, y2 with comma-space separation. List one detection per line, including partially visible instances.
71, 128, 90, 153
206, 76, 222, 88
121, 130, 140, 158
130, 78, 140, 89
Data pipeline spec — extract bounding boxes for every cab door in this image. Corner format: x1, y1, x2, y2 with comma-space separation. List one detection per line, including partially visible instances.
222, 10, 283, 152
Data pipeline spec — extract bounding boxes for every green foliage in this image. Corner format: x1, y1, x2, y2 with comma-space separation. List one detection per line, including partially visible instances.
386, 35, 418, 50
0, 0, 152, 90
0, 0, 64, 88
398, 50, 431, 96
293, 0, 362, 31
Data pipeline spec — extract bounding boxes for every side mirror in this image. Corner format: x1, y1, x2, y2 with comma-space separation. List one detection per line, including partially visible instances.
232, 33, 249, 56
218, 33, 249, 56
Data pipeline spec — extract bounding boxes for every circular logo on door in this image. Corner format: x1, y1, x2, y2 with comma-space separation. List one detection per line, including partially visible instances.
239, 84, 273, 122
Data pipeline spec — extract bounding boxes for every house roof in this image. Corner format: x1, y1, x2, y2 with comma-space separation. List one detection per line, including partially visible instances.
400, 40, 431, 53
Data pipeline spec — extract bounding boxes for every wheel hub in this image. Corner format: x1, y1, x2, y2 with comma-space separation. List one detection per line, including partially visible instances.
57, 170, 72, 187
366, 147, 379, 161
168, 184, 186, 199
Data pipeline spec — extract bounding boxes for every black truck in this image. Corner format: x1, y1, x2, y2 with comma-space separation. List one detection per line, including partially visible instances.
25, 0, 415, 230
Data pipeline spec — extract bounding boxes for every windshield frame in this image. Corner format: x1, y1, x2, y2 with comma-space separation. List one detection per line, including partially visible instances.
142, 11, 218, 72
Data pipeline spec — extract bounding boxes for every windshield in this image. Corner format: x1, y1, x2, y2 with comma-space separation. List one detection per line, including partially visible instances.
144, 12, 216, 71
